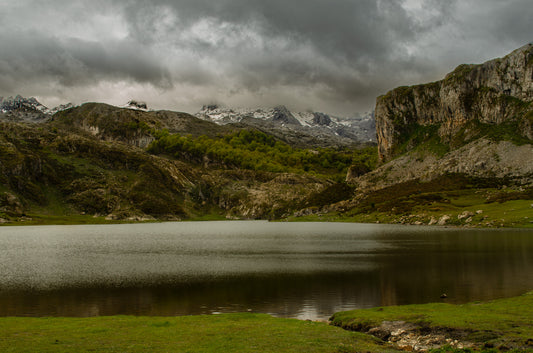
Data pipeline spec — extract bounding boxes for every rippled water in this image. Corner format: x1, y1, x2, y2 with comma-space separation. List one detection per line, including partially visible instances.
0, 221, 531, 320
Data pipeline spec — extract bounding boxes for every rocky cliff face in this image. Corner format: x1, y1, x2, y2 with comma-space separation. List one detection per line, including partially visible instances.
376, 43, 533, 161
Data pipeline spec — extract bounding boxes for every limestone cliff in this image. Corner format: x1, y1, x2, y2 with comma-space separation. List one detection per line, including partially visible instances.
376, 43, 533, 161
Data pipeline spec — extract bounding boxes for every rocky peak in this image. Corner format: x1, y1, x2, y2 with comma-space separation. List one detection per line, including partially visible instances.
0, 95, 75, 119
270, 105, 301, 125
201, 104, 219, 111
1, 95, 47, 113
125, 100, 149, 111
312, 112, 332, 126
375, 43, 533, 161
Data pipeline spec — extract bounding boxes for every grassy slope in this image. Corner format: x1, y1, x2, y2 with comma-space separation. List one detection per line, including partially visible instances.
0, 313, 399, 353
331, 292, 533, 351
288, 175, 533, 228
291, 192, 533, 228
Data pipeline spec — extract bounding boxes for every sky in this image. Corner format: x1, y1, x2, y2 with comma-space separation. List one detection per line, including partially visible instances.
0, 0, 531, 116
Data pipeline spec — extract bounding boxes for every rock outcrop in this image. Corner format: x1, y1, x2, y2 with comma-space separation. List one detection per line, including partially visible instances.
376, 43, 533, 161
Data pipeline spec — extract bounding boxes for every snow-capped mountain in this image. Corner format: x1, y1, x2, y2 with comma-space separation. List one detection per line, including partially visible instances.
196, 105, 376, 146
1, 95, 49, 113
0, 95, 74, 122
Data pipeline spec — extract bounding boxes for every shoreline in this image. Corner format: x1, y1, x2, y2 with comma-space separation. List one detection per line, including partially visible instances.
1, 214, 533, 228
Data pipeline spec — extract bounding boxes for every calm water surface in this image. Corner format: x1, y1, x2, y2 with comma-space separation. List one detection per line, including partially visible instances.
0, 221, 531, 320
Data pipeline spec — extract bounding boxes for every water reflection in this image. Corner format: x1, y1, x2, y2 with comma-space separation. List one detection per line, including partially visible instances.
0, 222, 531, 320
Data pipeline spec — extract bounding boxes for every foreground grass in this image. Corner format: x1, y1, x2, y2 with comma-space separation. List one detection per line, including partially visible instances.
0, 313, 399, 353
331, 292, 533, 352
1, 296, 533, 352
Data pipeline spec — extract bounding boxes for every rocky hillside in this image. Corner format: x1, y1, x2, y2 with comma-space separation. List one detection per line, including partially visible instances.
376, 43, 533, 162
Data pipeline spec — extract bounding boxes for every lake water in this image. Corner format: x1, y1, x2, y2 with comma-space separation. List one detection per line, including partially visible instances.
0, 221, 531, 321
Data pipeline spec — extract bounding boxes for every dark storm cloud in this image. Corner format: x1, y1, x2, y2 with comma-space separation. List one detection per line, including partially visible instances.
0, 30, 170, 89
0, 0, 531, 114
121, 0, 420, 75
114, 0, 438, 110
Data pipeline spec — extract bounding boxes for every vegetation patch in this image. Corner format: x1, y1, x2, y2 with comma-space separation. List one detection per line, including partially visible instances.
148, 129, 377, 181
444, 64, 476, 84
393, 124, 449, 157
304, 183, 355, 208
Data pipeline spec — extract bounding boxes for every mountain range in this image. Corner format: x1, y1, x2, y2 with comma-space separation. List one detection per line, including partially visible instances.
196, 105, 375, 147
1, 95, 375, 148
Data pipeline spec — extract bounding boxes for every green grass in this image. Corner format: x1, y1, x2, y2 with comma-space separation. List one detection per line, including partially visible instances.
330, 292, 533, 351
0, 313, 399, 353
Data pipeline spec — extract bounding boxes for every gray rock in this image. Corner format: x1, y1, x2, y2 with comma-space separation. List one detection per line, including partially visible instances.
438, 215, 451, 225
458, 211, 475, 220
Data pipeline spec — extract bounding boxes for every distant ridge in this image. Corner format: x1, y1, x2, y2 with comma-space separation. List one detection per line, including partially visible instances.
196, 104, 376, 147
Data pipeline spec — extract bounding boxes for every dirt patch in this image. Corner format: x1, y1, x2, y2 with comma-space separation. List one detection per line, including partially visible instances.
352, 321, 481, 352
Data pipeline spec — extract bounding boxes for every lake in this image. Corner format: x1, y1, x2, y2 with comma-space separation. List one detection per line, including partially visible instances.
0, 221, 531, 321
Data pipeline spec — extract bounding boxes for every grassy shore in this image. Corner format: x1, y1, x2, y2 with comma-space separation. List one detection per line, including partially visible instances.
331, 291, 533, 352
0, 313, 399, 353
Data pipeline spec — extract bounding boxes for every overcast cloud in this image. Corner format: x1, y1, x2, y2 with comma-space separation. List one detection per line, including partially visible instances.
0, 0, 531, 115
